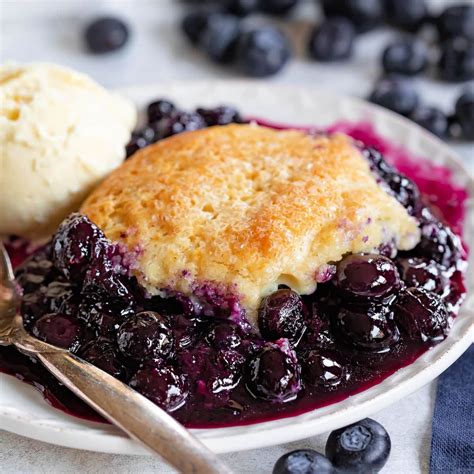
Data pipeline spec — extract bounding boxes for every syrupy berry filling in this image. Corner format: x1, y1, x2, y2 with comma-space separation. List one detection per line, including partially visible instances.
1, 117, 468, 429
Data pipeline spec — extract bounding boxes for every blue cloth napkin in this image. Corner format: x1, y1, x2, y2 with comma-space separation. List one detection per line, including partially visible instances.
430, 344, 474, 473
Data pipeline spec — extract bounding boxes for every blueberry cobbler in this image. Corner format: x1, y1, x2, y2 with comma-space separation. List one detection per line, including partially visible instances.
1, 102, 468, 428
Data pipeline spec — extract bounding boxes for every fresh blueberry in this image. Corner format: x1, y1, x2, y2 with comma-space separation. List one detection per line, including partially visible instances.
246, 339, 302, 402
439, 36, 474, 82
32, 313, 83, 352
117, 311, 174, 361
326, 418, 391, 473
321, 0, 383, 33
436, 4, 474, 41
273, 450, 334, 474
84, 17, 130, 54
147, 99, 177, 123
258, 289, 307, 346
225, 0, 259, 16
383, 0, 427, 31
181, 9, 218, 43
129, 365, 188, 412
125, 127, 157, 158
301, 349, 347, 388
236, 27, 291, 77
260, 0, 299, 15
334, 254, 401, 300
382, 39, 428, 76
199, 13, 241, 63
396, 257, 448, 294
455, 89, 474, 140
369, 75, 419, 116
81, 338, 125, 379
52, 213, 106, 281
410, 105, 449, 138
335, 304, 400, 352
308, 18, 356, 62
394, 287, 449, 343
196, 105, 243, 126
153, 111, 206, 139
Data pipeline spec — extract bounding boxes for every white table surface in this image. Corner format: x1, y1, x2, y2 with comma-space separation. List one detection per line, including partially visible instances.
0, 1, 472, 472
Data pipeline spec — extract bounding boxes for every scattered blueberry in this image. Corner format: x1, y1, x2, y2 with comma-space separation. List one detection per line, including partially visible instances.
32, 313, 83, 352
436, 4, 474, 41
117, 311, 174, 361
199, 13, 241, 63
129, 365, 188, 412
308, 18, 356, 62
258, 289, 307, 346
52, 213, 106, 281
301, 349, 347, 388
147, 99, 177, 123
196, 105, 243, 126
334, 253, 401, 300
260, 0, 299, 15
394, 287, 449, 343
321, 0, 383, 33
369, 75, 419, 116
382, 39, 428, 76
181, 9, 218, 43
438, 36, 474, 82
225, 0, 259, 16
236, 27, 291, 77
336, 304, 399, 352
455, 89, 474, 140
410, 105, 449, 138
273, 450, 334, 474
246, 340, 302, 402
84, 17, 130, 54
383, 0, 427, 32
326, 418, 391, 473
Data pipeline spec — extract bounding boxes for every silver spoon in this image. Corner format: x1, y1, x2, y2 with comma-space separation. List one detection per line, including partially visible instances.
0, 243, 231, 474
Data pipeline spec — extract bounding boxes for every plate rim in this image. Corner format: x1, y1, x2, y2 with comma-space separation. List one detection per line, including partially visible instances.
1, 80, 473, 455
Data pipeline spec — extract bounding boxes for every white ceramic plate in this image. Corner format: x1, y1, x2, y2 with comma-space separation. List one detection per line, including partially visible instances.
1, 82, 473, 455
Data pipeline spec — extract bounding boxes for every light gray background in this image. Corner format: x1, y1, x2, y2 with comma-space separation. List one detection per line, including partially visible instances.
0, 0, 473, 472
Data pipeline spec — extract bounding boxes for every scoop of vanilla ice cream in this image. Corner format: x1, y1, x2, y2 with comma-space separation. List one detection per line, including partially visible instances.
0, 62, 137, 239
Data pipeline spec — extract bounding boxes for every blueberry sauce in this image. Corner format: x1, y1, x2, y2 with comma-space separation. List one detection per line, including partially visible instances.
0, 120, 468, 429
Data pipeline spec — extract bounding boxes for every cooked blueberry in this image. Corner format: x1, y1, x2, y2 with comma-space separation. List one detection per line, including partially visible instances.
335, 254, 401, 300
384, 172, 421, 216
196, 105, 243, 126
382, 40, 428, 76
415, 221, 463, 270
198, 13, 241, 63
326, 418, 391, 474
147, 99, 177, 123
436, 4, 474, 41
117, 311, 174, 361
308, 18, 355, 62
21, 292, 49, 330
32, 313, 83, 352
236, 27, 291, 77
439, 36, 474, 82
225, 0, 259, 16
41, 281, 75, 313
15, 251, 54, 293
260, 0, 299, 15
301, 349, 346, 388
52, 213, 106, 280
394, 287, 449, 343
81, 338, 124, 378
321, 0, 383, 33
153, 111, 206, 140
245, 340, 302, 402
208, 349, 246, 393
455, 89, 474, 140
335, 304, 399, 352
396, 257, 447, 294
84, 17, 129, 54
362, 147, 396, 178
129, 365, 188, 412
258, 289, 307, 346
206, 322, 242, 349
125, 129, 154, 158
170, 314, 199, 351
369, 75, 419, 116
273, 450, 334, 474
410, 105, 449, 138
383, 0, 427, 31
